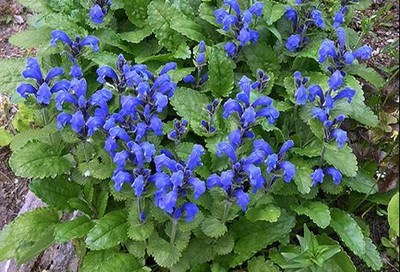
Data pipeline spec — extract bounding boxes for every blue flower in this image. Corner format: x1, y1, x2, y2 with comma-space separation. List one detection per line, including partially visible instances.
235, 190, 250, 211
353, 45, 372, 60
325, 167, 342, 185
332, 128, 348, 148
280, 161, 296, 183
311, 168, 324, 186
310, 7, 324, 29
333, 7, 346, 28
16, 58, 69, 105
153, 145, 205, 221
50, 30, 99, 57
328, 70, 344, 91
224, 42, 237, 59
286, 34, 301, 52
285, 7, 298, 29
90, 0, 111, 24
318, 40, 337, 63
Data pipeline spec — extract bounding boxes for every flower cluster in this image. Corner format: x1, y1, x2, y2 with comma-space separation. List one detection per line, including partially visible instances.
168, 119, 188, 144
56, 78, 112, 137
50, 30, 99, 78
319, 27, 372, 72
17, 58, 69, 105
252, 69, 271, 92
201, 99, 219, 134
294, 71, 354, 148
311, 166, 342, 186
215, 0, 264, 58
333, 0, 359, 28
153, 145, 206, 221
90, 0, 111, 24
285, 4, 325, 52
183, 41, 208, 88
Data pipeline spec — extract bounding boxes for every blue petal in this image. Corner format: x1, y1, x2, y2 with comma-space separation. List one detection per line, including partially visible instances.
324, 167, 342, 185
215, 8, 228, 24
243, 164, 264, 192
249, 2, 264, 16
183, 202, 199, 222
280, 161, 296, 182
140, 142, 156, 163
332, 128, 348, 148
286, 34, 301, 52
266, 153, 278, 173
70, 110, 85, 133
159, 190, 178, 214
70, 78, 87, 98
188, 177, 205, 199
50, 30, 72, 47
278, 140, 294, 156
336, 27, 346, 49
51, 79, 70, 93
96, 66, 117, 84
113, 150, 130, 168
187, 144, 205, 171
255, 107, 280, 124
36, 83, 52, 105
207, 174, 221, 189
57, 112, 72, 130
150, 115, 163, 136
80, 35, 100, 52
220, 170, 234, 191
216, 142, 237, 163
112, 170, 134, 191
241, 107, 256, 127
311, 168, 324, 186
295, 85, 307, 105
45, 67, 63, 82
246, 149, 265, 165
307, 84, 323, 102
159, 62, 177, 75
109, 126, 131, 141
252, 96, 272, 107
90, 4, 105, 24
133, 175, 145, 197
228, 129, 242, 150
154, 154, 177, 172
223, 98, 243, 118
253, 139, 273, 155
224, 0, 241, 16
16, 83, 37, 98
353, 45, 372, 60
22, 58, 43, 82
318, 39, 337, 63
224, 42, 237, 58
55, 90, 77, 110
334, 87, 355, 103
235, 189, 250, 211
171, 171, 184, 187
310, 8, 324, 29
328, 70, 344, 91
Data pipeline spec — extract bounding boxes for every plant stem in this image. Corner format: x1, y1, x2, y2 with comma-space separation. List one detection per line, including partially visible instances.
170, 219, 178, 244
318, 145, 326, 168
222, 200, 232, 223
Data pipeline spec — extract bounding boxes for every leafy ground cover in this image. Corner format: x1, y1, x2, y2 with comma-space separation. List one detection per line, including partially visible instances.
0, 0, 398, 271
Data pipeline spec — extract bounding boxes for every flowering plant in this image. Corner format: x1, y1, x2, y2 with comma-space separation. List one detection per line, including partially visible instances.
0, 0, 390, 271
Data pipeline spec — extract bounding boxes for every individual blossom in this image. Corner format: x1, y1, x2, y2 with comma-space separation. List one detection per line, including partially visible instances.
252, 69, 270, 92
90, 0, 111, 24
55, 77, 112, 137
215, 0, 264, 58
311, 166, 342, 186
153, 145, 206, 221
16, 58, 70, 105
50, 30, 99, 58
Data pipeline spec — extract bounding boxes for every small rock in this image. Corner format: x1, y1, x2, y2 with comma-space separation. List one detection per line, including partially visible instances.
12, 15, 23, 24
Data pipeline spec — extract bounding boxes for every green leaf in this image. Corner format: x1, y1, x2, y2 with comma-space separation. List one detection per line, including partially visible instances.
231, 211, 296, 266
147, 233, 182, 268
388, 192, 399, 236
170, 87, 209, 135
213, 232, 234, 255
330, 208, 366, 257
248, 256, 280, 272
291, 157, 313, 194
81, 250, 142, 272
324, 143, 358, 177
334, 75, 379, 127
29, 177, 81, 211
9, 28, 51, 49
55, 216, 95, 243
294, 201, 331, 228
124, 0, 151, 28
360, 237, 383, 271
243, 43, 281, 77
208, 47, 235, 98
127, 203, 154, 241
0, 207, 59, 263
90, 51, 120, 67
78, 149, 114, 180
199, 2, 219, 26
201, 217, 227, 238
0, 128, 13, 146
346, 64, 385, 89
170, 16, 206, 42
147, 0, 187, 51
263, 1, 286, 25
9, 141, 73, 179
118, 26, 153, 44
86, 210, 129, 250
245, 204, 281, 223
0, 58, 26, 96
342, 170, 379, 194
317, 234, 357, 272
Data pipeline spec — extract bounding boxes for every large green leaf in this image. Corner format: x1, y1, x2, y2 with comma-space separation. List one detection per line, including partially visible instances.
9, 124, 57, 151
201, 217, 228, 238
9, 28, 52, 49
330, 208, 365, 257
199, 2, 219, 26
147, 0, 187, 51
0, 58, 26, 96
147, 233, 182, 268
118, 26, 153, 44
346, 64, 385, 89
81, 249, 143, 272
324, 143, 358, 177
170, 87, 209, 135
9, 141, 73, 179
213, 232, 234, 256
124, 0, 151, 28
127, 202, 154, 241
342, 170, 379, 194
85, 210, 129, 250
263, 1, 286, 25
29, 177, 81, 211
294, 201, 331, 228
245, 204, 281, 223
0, 128, 13, 147
243, 43, 281, 76
55, 216, 95, 243
291, 157, 313, 194
388, 192, 399, 236
171, 16, 206, 42
208, 47, 235, 98
360, 237, 383, 271
0, 207, 59, 263
248, 256, 280, 272
230, 212, 296, 266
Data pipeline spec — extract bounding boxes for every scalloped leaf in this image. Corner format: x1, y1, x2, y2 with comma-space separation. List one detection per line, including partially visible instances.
171, 16, 206, 42
55, 216, 95, 243
29, 177, 82, 211
208, 47, 235, 98
201, 217, 227, 238
361, 237, 383, 271
127, 202, 154, 241
291, 157, 313, 194
86, 210, 129, 250
342, 169, 379, 194
388, 192, 399, 236
81, 250, 142, 272
330, 208, 366, 257
124, 0, 151, 28
0, 58, 26, 96
324, 143, 358, 177
213, 232, 234, 256
0, 207, 59, 263
147, 0, 187, 51
9, 141, 73, 179
119, 26, 153, 44
245, 204, 281, 223
294, 201, 331, 228
147, 233, 182, 268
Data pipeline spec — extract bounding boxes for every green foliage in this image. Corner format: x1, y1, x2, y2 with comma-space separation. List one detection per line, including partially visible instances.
388, 192, 399, 236
208, 47, 235, 98
0, 207, 59, 264
86, 210, 129, 250
9, 141, 74, 178
55, 216, 95, 243
294, 201, 331, 228
324, 143, 358, 177
81, 249, 144, 272
0, 58, 26, 95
